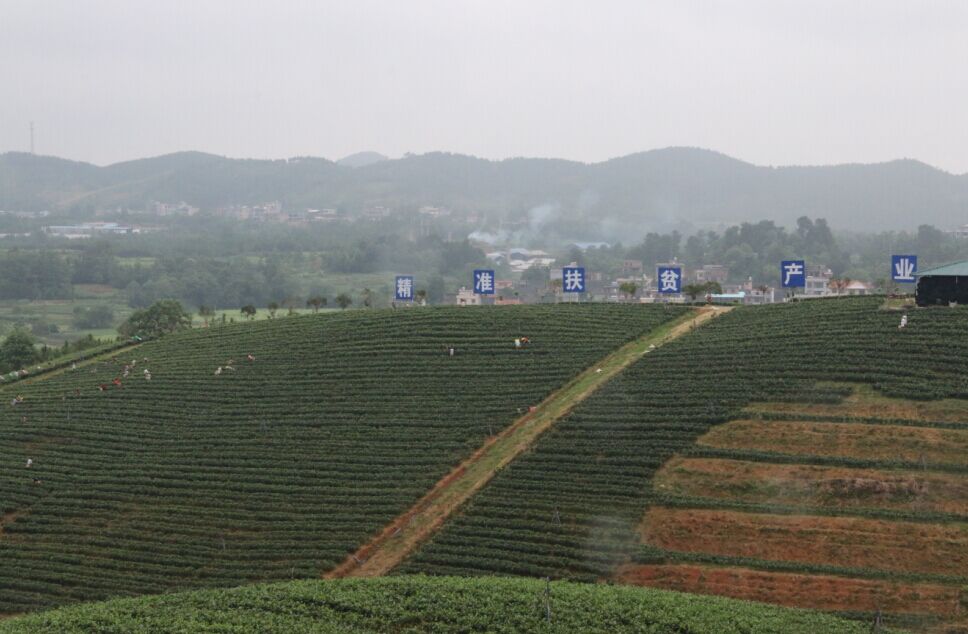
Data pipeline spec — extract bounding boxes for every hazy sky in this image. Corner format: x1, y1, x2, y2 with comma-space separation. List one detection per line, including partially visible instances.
2, 1, 966, 172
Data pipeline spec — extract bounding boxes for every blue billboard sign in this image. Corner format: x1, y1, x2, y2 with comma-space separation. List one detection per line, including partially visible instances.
395, 275, 414, 301
892, 255, 917, 283
781, 260, 806, 288
562, 267, 586, 293
473, 269, 495, 295
657, 266, 682, 293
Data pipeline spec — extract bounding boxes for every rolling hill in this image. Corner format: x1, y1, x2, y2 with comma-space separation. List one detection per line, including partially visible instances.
1, 298, 965, 631
2, 148, 967, 232
0, 304, 683, 611
0, 575, 885, 633
403, 297, 968, 631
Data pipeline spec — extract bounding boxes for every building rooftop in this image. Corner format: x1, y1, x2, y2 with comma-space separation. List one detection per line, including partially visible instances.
916, 260, 968, 277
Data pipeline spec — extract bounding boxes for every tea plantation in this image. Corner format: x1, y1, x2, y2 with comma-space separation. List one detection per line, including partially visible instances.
0, 305, 684, 612
402, 297, 968, 627
0, 575, 884, 633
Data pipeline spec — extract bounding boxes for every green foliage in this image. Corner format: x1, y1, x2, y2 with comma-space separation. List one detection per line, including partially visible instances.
0, 305, 682, 612
71, 305, 115, 329
0, 576, 879, 633
0, 329, 38, 371
0, 250, 72, 300
240, 305, 256, 319
305, 296, 325, 312
335, 292, 352, 309
118, 299, 191, 338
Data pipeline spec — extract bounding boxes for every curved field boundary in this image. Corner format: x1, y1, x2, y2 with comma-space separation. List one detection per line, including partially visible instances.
326, 306, 729, 579
0, 340, 144, 392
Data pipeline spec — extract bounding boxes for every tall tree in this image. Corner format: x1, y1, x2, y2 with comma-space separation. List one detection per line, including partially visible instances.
0, 330, 39, 372
118, 300, 191, 338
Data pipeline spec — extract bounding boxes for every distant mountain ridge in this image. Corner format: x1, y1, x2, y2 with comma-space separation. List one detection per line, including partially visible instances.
337, 151, 388, 167
1, 147, 966, 232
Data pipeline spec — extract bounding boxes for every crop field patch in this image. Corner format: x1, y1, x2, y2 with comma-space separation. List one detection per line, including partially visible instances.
640, 507, 968, 576
698, 419, 968, 466
745, 384, 968, 424
0, 304, 686, 612
654, 457, 968, 515
395, 299, 968, 631
614, 563, 962, 617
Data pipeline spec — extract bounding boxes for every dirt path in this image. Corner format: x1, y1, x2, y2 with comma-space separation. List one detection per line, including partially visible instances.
326, 305, 730, 579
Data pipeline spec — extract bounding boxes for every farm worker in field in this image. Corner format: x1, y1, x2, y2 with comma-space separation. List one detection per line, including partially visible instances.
514, 338, 521, 349
26, 458, 32, 468
449, 347, 455, 357
215, 366, 223, 376
247, 354, 255, 362
521, 337, 530, 346
899, 314, 908, 329
71, 362, 77, 371
224, 366, 236, 372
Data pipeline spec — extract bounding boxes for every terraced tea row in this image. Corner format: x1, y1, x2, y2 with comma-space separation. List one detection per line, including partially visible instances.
0, 575, 878, 634
0, 304, 685, 612
402, 298, 968, 628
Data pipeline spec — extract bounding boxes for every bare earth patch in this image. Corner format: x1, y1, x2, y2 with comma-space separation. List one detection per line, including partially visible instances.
654, 457, 968, 515
698, 419, 968, 465
615, 563, 963, 617
641, 507, 968, 576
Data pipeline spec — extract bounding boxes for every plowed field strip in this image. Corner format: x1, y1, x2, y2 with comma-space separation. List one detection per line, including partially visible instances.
615, 563, 962, 616
698, 419, 968, 466
654, 457, 968, 516
746, 384, 968, 423
640, 507, 968, 576
326, 307, 729, 578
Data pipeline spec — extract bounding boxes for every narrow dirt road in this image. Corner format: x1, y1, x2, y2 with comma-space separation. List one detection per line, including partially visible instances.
326, 305, 730, 579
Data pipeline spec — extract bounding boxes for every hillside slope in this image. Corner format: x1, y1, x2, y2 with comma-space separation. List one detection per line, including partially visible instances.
402, 298, 968, 629
0, 305, 685, 612
0, 575, 886, 633
3, 148, 966, 231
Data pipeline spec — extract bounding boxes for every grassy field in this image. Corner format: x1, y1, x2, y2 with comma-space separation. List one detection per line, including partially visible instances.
0, 575, 887, 633
0, 290, 131, 347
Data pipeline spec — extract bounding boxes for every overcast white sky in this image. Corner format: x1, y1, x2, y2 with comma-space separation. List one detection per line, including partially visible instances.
1, 1, 966, 172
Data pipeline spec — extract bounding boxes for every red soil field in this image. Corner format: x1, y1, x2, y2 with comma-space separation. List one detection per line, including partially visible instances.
654, 457, 968, 515
615, 563, 963, 617
641, 507, 968, 576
